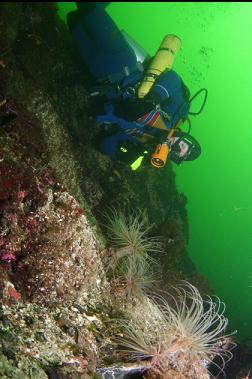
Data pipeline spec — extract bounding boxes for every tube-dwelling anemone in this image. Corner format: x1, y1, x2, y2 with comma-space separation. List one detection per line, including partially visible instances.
116, 282, 235, 378
105, 209, 163, 264
113, 256, 157, 299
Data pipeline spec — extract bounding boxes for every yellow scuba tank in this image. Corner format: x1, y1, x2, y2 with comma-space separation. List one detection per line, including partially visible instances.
138, 34, 182, 99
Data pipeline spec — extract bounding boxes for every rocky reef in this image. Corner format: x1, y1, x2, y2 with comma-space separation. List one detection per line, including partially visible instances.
0, 3, 252, 379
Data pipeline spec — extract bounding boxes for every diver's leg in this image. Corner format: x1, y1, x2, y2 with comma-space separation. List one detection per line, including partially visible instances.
78, 5, 125, 52
67, 11, 81, 32
68, 11, 98, 76
76, 3, 96, 16
69, 3, 137, 82
78, 5, 136, 78
68, 5, 131, 80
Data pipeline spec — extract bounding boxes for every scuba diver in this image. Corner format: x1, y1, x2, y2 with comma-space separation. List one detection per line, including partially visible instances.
67, 3, 207, 168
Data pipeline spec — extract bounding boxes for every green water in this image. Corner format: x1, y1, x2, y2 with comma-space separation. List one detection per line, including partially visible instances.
57, 2, 252, 343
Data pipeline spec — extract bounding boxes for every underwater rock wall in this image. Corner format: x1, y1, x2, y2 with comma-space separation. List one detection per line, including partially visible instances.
2, 3, 250, 379
0, 2, 191, 270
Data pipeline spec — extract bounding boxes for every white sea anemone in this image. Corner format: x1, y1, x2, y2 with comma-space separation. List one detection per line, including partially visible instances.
105, 209, 162, 263
114, 256, 157, 299
116, 282, 235, 377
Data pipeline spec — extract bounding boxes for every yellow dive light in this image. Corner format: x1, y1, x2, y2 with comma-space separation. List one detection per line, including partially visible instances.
151, 142, 170, 168
150, 122, 181, 168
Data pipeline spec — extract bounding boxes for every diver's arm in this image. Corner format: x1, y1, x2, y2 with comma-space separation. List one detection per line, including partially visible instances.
137, 34, 181, 99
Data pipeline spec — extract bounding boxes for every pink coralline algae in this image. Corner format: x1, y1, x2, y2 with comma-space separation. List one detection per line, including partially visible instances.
1, 251, 16, 262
